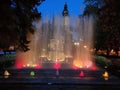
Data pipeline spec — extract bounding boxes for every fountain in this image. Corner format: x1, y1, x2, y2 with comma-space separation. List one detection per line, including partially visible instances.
73, 16, 94, 68
15, 3, 95, 69
2, 4, 120, 90
15, 15, 95, 69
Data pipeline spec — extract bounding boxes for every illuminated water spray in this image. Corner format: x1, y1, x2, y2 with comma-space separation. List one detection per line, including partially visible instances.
73, 16, 94, 68
15, 15, 94, 69
15, 19, 42, 68
15, 3, 95, 69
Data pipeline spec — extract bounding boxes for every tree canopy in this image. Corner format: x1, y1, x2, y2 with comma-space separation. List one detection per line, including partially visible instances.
84, 0, 120, 56
0, 0, 44, 52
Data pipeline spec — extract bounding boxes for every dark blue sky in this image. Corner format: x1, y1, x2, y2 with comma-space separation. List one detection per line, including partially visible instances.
37, 0, 85, 18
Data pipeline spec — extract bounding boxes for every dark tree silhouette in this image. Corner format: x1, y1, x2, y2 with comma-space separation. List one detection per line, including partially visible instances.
84, 0, 120, 56
0, 0, 45, 52
99, 0, 120, 56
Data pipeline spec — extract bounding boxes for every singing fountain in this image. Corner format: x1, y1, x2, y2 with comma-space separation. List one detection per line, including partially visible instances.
15, 4, 95, 69
2, 4, 120, 90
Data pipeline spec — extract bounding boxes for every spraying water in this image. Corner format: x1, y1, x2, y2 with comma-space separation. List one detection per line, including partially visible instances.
73, 16, 94, 68
15, 15, 94, 69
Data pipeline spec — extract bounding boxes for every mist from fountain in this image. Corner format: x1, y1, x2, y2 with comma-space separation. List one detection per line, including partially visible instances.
15, 15, 95, 69
73, 16, 94, 68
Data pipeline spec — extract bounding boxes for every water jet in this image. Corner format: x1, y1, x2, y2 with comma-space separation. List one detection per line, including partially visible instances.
15, 4, 95, 70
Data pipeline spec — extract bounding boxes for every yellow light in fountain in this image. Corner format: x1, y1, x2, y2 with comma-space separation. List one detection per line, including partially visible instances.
65, 55, 72, 58
102, 71, 109, 80
74, 42, 79, 46
83, 45, 87, 48
73, 60, 83, 68
27, 64, 30, 67
41, 55, 46, 58
32, 64, 37, 67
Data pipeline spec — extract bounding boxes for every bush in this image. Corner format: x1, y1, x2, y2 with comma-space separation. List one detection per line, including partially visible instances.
94, 55, 109, 69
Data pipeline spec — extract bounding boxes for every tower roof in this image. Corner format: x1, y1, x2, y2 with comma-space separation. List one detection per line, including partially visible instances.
62, 3, 69, 16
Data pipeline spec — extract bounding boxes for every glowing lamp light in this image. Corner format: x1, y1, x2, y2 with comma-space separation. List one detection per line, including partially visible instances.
73, 65, 79, 70
103, 71, 109, 78
16, 62, 22, 69
4, 70, 10, 78
86, 65, 89, 68
103, 71, 109, 80
79, 71, 85, 77
23, 65, 26, 67
27, 64, 30, 67
91, 66, 97, 71
16, 65, 22, 69
83, 45, 87, 48
74, 42, 79, 46
73, 60, 83, 69
30, 71, 35, 77
41, 55, 45, 58
79, 65, 83, 68
15, 58, 24, 69
35, 65, 41, 69
4, 70, 10, 76
32, 64, 36, 67
54, 62, 60, 69
75, 64, 83, 68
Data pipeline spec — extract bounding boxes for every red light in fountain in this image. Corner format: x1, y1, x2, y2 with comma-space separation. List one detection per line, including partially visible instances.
91, 65, 97, 71
73, 65, 79, 70
79, 71, 85, 77
54, 62, 61, 69
15, 59, 23, 69
16, 63, 22, 69
35, 64, 41, 69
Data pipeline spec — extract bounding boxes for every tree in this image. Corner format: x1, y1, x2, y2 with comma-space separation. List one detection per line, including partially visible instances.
84, 0, 103, 16
83, 0, 105, 53
99, 0, 120, 56
84, 0, 120, 56
0, 0, 45, 52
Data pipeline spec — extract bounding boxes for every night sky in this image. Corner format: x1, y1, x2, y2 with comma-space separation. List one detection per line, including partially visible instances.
37, 0, 85, 19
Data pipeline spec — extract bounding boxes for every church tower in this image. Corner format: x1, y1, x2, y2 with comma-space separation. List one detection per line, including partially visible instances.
62, 3, 73, 63
62, 3, 69, 30
62, 3, 69, 16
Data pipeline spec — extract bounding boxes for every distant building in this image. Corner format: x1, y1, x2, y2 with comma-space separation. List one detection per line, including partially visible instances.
40, 3, 73, 62
62, 3, 73, 61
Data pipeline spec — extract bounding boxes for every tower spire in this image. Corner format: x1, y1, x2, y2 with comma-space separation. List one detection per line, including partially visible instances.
62, 3, 69, 16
